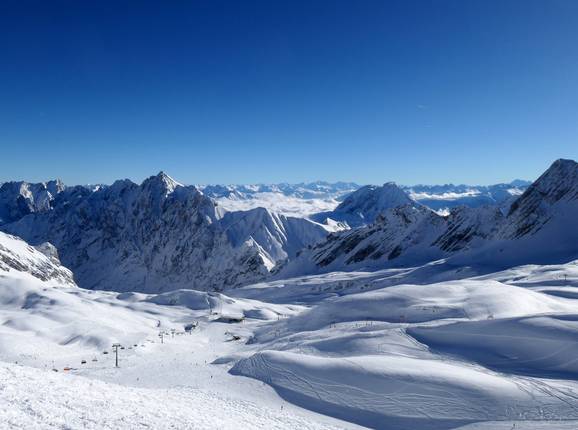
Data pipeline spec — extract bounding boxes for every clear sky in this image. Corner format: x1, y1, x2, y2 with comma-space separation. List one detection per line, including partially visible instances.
1, 0, 577, 186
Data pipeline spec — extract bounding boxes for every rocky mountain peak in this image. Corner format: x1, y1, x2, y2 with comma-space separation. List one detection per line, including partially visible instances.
503, 159, 578, 239
141, 171, 183, 196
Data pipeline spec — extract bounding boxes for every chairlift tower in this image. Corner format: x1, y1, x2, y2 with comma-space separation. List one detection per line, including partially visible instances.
112, 343, 121, 368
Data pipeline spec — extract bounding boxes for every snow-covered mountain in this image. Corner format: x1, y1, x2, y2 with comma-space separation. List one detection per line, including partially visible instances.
0, 180, 66, 225
502, 159, 578, 239
220, 207, 334, 270
280, 159, 578, 276
316, 204, 445, 269
200, 181, 360, 200
312, 182, 419, 227
0, 230, 163, 355
203, 180, 529, 222
0, 231, 75, 287
198, 180, 529, 217
0, 165, 561, 291
404, 181, 530, 212
1, 173, 330, 293
456, 158, 578, 268
3, 163, 578, 430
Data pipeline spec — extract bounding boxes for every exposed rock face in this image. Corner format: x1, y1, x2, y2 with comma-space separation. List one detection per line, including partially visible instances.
220, 207, 330, 269
0, 180, 65, 225
304, 204, 446, 271
502, 159, 578, 239
0, 232, 75, 287
34, 242, 63, 266
1, 160, 575, 290
282, 159, 578, 275
2, 173, 329, 293
433, 206, 504, 252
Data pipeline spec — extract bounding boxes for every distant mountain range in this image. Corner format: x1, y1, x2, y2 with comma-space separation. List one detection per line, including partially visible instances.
279, 160, 578, 278
200, 180, 530, 216
0, 178, 530, 224
404, 180, 531, 212
3, 161, 574, 295
0, 173, 331, 293
200, 181, 360, 200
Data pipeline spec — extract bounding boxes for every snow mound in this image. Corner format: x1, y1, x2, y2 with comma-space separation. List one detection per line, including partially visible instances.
253, 280, 577, 339
409, 314, 578, 378
231, 350, 578, 430
142, 289, 304, 320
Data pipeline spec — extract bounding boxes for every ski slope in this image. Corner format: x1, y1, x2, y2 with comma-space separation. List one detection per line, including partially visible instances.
0, 350, 347, 430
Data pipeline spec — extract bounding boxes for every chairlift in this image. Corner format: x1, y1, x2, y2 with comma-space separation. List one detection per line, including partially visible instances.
103, 351, 109, 355
81, 360, 87, 365
92, 357, 98, 362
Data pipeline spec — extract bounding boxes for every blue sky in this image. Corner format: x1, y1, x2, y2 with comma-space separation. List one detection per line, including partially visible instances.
1, 0, 577, 186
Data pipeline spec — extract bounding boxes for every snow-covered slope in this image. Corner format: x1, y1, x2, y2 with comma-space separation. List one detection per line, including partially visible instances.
0, 231, 168, 359
451, 158, 578, 268
0, 360, 343, 430
220, 207, 333, 269
0, 231, 351, 429
1, 173, 330, 293
283, 159, 578, 276
313, 182, 418, 227
3, 206, 578, 429
231, 273, 578, 429
502, 159, 578, 239
432, 205, 504, 252
289, 205, 446, 275
0, 230, 302, 362
0, 231, 74, 287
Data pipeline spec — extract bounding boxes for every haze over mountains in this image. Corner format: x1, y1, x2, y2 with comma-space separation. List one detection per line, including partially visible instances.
201, 180, 529, 216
